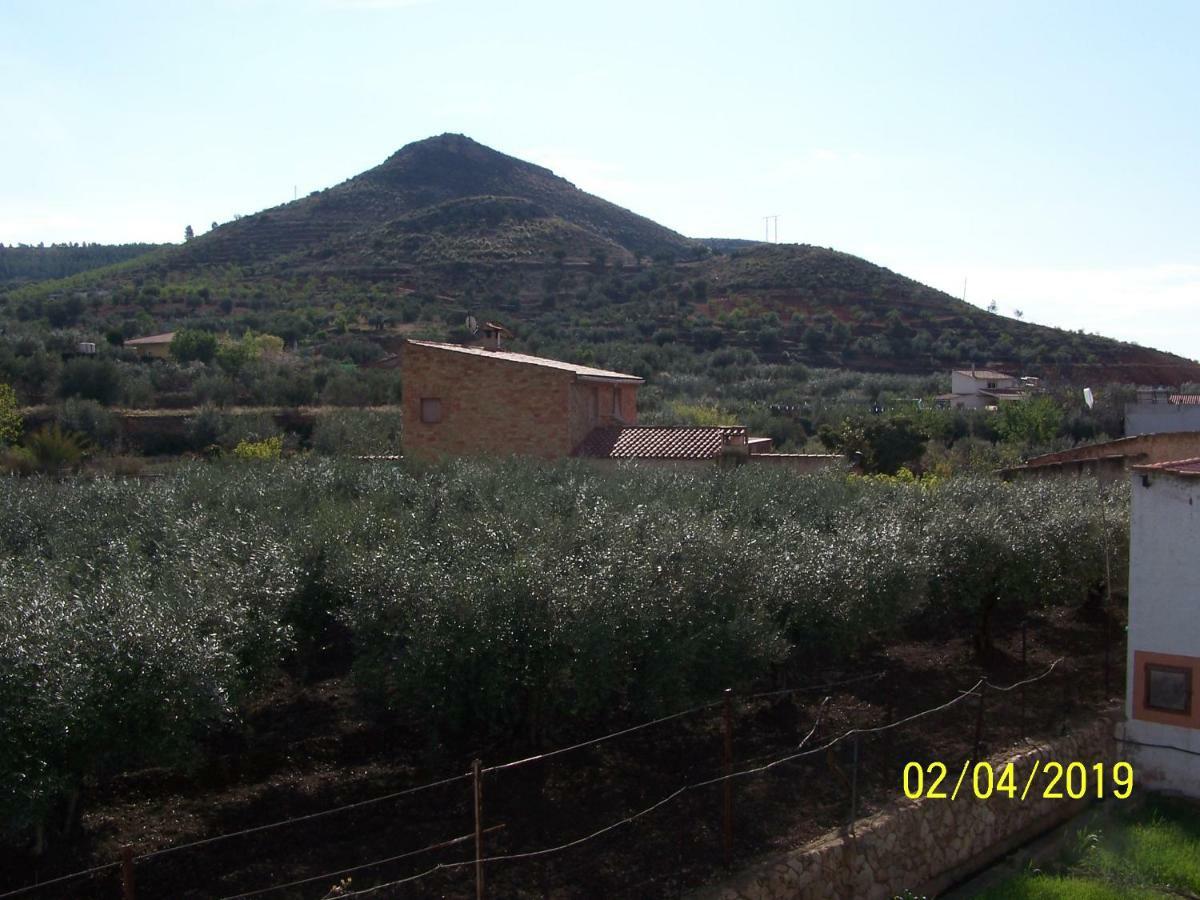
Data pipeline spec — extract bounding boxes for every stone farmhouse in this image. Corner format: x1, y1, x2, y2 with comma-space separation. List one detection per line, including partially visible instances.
1118, 457, 1200, 798
400, 332, 839, 470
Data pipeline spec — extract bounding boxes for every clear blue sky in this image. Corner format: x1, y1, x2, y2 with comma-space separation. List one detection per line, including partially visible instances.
3, 0, 1197, 359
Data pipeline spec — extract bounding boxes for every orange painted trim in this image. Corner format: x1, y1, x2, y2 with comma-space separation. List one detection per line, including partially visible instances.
1132, 650, 1200, 729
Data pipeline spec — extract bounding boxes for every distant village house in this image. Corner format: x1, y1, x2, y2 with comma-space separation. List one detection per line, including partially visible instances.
936, 368, 1029, 410
124, 331, 176, 360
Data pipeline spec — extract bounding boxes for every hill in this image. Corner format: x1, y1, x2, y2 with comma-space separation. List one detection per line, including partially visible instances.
0, 242, 166, 287
2, 133, 1197, 388
177, 133, 699, 269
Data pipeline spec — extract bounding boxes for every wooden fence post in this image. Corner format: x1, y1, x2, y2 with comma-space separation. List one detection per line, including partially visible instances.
848, 734, 860, 835
722, 688, 734, 867
120, 845, 135, 900
972, 686, 986, 761
1020, 619, 1028, 736
473, 759, 484, 900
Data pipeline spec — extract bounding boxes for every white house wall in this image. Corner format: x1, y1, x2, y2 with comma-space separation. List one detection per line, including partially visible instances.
1125, 404, 1200, 437
1122, 471, 1200, 796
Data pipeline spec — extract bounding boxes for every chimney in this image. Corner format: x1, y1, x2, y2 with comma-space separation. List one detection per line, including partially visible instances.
480, 322, 509, 351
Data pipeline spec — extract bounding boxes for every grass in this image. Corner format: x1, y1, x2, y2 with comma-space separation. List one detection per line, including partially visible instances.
978, 796, 1200, 899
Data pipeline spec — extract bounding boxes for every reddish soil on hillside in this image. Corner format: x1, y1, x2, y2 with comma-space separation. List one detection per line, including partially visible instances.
2, 606, 1124, 899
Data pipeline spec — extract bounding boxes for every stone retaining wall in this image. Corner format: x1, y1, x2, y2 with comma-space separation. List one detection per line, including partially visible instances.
693, 715, 1117, 900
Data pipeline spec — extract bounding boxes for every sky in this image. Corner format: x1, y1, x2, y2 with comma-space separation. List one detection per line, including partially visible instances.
2, 0, 1197, 359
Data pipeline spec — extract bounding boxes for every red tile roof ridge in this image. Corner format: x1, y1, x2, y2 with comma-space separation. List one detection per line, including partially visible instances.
1132, 456, 1200, 476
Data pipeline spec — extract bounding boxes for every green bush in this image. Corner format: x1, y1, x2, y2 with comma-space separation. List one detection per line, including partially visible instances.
21, 425, 88, 474
55, 398, 120, 450
311, 409, 403, 456
233, 435, 282, 460
0, 383, 21, 446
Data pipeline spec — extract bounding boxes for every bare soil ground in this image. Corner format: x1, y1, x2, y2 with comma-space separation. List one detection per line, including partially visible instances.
2, 605, 1123, 899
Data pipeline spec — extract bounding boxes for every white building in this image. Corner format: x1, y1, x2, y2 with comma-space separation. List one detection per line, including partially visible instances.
938, 369, 1026, 410
1118, 456, 1200, 798
1125, 388, 1200, 437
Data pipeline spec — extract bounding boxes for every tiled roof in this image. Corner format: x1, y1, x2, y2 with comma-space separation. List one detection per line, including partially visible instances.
1133, 457, 1200, 477
954, 369, 1015, 380
1170, 394, 1200, 406
574, 426, 747, 460
126, 332, 176, 345
406, 340, 643, 383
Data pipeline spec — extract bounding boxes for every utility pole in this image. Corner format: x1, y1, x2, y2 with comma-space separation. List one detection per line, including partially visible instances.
762, 215, 778, 243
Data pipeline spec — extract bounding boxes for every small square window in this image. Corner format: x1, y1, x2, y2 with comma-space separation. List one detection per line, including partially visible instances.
420, 398, 442, 424
1146, 664, 1192, 714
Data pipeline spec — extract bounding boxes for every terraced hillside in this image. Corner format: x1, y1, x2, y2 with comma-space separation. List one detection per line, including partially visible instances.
5, 134, 1198, 384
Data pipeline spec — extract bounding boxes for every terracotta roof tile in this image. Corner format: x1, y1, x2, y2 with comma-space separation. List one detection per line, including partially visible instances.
1133, 456, 1200, 477
1170, 394, 1200, 406
573, 426, 747, 460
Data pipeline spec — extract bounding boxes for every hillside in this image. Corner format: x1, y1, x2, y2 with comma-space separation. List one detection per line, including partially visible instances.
176, 134, 699, 269
2, 133, 1198, 387
0, 242, 166, 287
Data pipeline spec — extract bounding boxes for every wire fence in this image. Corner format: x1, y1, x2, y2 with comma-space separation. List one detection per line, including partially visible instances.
2, 639, 1116, 900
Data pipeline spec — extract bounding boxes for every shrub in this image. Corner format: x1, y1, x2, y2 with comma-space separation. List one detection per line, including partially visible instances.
22, 425, 87, 474
55, 398, 120, 450
311, 409, 403, 456
233, 435, 282, 460
0, 383, 21, 446
186, 405, 225, 450
170, 329, 218, 364
58, 358, 121, 405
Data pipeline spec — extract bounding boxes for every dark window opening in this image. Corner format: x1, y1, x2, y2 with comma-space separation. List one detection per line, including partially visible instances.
1146, 664, 1193, 714
420, 398, 442, 424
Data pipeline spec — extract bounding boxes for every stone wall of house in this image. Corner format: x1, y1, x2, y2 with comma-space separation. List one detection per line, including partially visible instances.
402, 341, 573, 460
692, 716, 1117, 900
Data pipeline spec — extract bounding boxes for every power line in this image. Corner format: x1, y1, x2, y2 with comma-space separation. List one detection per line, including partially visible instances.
135, 771, 471, 862
1114, 736, 1200, 758
0, 861, 119, 900
483, 699, 721, 775
219, 826, 505, 900
741, 671, 886, 701
333, 660, 1066, 895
